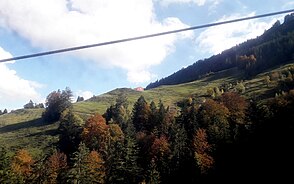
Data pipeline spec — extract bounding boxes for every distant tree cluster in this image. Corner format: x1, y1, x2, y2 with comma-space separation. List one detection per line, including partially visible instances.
76, 96, 84, 102
0, 109, 8, 115
23, 100, 44, 109
42, 87, 73, 123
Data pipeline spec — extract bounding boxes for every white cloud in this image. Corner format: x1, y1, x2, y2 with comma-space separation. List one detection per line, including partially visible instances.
196, 12, 280, 55
76, 90, 94, 101
155, 0, 220, 6
0, 47, 43, 110
0, 0, 193, 83
283, 2, 294, 9
127, 70, 157, 84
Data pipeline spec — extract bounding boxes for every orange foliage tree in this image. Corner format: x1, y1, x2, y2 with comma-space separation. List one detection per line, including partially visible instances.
150, 136, 170, 160
220, 92, 248, 124
11, 149, 34, 181
81, 114, 110, 155
86, 150, 105, 183
46, 151, 67, 183
193, 129, 214, 174
200, 99, 230, 143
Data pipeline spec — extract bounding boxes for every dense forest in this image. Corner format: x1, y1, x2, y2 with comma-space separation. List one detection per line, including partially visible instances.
1, 80, 294, 183
146, 13, 294, 89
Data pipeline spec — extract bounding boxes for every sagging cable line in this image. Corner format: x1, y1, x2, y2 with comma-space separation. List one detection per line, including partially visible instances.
0, 9, 293, 63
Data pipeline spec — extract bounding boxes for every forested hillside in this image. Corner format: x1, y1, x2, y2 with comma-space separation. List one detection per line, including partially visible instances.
1, 84, 294, 183
146, 13, 294, 89
1, 13, 294, 184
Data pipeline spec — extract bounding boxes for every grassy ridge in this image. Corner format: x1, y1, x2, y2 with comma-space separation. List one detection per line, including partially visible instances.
73, 63, 294, 116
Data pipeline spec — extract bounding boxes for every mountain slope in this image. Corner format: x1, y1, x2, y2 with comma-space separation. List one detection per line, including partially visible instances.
146, 13, 294, 89
1, 14, 294, 157
1, 61, 293, 157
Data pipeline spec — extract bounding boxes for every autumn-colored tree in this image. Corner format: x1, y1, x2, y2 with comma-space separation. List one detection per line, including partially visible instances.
150, 136, 170, 160
193, 129, 214, 174
200, 99, 229, 125
10, 149, 34, 183
150, 136, 171, 182
46, 151, 67, 184
86, 150, 105, 184
199, 99, 230, 143
81, 114, 110, 155
220, 92, 248, 125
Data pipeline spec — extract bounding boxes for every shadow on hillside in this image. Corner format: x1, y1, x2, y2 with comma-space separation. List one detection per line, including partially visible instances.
27, 129, 59, 137
0, 118, 49, 133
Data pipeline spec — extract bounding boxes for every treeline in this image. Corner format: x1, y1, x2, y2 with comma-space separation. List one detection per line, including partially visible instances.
0, 109, 8, 115
1, 86, 294, 183
23, 100, 44, 109
146, 13, 294, 89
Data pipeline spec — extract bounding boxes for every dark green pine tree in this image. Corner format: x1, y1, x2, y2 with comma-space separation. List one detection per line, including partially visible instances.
147, 159, 160, 184
106, 141, 126, 184
106, 121, 142, 184
132, 96, 151, 132
0, 146, 12, 184
178, 98, 199, 141
149, 101, 158, 132
123, 122, 142, 183
104, 94, 130, 130
170, 123, 188, 169
58, 109, 83, 155
28, 157, 48, 184
66, 143, 91, 184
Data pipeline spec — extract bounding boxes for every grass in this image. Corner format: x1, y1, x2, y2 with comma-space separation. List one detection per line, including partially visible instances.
1, 62, 293, 158
0, 109, 59, 158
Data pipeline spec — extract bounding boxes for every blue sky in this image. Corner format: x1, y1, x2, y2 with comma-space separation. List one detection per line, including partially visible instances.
0, 0, 293, 110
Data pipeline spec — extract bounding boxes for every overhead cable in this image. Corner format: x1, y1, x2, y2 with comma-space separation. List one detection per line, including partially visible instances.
0, 9, 293, 63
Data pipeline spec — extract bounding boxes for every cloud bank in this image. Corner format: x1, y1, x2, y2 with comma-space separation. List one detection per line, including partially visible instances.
0, 47, 42, 110
155, 0, 220, 6
196, 13, 280, 55
0, 0, 193, 83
